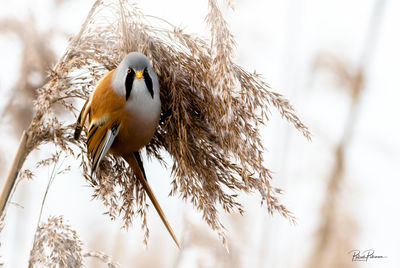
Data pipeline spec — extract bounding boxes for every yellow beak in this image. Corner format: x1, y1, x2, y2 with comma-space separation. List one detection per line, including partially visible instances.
136, 70, 143, 79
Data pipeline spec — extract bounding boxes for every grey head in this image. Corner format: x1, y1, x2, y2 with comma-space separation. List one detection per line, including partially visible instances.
112, 52, 159, 101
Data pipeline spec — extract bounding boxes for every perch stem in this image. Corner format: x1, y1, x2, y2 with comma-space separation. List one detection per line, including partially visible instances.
0, 130, 31, 218
0, 0, 103, 221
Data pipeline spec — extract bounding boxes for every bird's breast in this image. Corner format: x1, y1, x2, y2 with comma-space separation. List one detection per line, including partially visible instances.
111, 92, 161, 154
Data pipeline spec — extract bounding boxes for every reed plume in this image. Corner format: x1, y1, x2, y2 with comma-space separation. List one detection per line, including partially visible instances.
28, 215, 120, 267
0, 0, 310, 246
28, 216, 84, 267
307, 2, 386, 266
0, 15, 57, 136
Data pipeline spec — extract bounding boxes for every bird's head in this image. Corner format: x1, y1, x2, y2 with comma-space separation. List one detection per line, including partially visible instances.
112, 52, 158, 100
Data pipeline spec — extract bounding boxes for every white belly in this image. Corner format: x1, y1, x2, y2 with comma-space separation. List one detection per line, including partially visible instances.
119, 79, 161, 152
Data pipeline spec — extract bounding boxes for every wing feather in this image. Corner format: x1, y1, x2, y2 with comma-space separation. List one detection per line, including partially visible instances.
89, 121, 120, 174
74, 70, 125, 172
74, 97, 92, 140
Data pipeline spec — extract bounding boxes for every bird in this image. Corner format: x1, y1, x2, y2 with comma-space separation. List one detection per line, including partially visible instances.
74, 52, 180, 248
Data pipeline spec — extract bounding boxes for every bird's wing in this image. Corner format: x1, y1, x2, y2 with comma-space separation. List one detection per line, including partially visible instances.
74, 96, 92, 140
73, 70, 180, 247
87, 120, 120, 173
74, 70, 125, 172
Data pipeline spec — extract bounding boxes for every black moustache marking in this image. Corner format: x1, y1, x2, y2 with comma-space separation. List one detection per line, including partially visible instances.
143, 68, 154, 99
125, 68, 134, 100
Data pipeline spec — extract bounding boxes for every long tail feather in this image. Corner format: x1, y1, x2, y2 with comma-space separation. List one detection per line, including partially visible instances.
125, 154, 181, 249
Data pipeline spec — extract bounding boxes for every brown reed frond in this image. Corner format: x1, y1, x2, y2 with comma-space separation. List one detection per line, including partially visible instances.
313, 52, 363, 99
307, 144, 359, 268
84, 251, 120, 268
0, 15, 56, 135
29, 216, 84, 267
308, 2, 386, 264
29, 215, 120, 267
1, 0, 310, 245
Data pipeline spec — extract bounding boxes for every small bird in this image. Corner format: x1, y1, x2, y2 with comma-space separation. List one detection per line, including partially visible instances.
74, 52, 180, 248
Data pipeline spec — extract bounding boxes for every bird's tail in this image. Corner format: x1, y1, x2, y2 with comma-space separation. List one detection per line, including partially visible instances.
123, 154, 181, 249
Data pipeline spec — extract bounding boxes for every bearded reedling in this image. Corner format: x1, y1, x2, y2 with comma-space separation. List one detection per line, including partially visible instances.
74, 52, 180, 248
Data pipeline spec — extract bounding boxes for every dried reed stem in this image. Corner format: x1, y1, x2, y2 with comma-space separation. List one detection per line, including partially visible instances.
308, 1, 386, 267
0, 131, 31, 217
0, 0, 102, 221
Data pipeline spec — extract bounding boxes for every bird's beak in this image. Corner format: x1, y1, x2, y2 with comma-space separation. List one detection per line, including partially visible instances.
136, 70, 143, 79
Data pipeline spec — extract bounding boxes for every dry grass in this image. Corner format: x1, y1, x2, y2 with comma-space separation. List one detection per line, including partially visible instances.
29, 216, 84, 267
173, 214, 245, 268
307, 52, 365, 268
0, 15, 57, 136
307, 2, 386, 267
1, 0, 310, 255
28, 215, 120, 267
83, 251, 120, 268
307, 50, 367, 268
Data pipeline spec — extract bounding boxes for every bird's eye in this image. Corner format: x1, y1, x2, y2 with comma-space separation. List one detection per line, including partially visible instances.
127, 68, 132, 73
